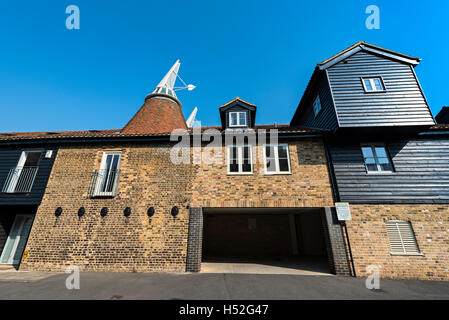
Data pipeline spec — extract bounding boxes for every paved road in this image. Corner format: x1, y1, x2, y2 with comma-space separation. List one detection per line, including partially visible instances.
0, 272, 448, 300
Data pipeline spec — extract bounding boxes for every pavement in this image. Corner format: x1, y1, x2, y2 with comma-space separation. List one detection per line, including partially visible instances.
201, 257, 332, 275
0, 271, 448, 299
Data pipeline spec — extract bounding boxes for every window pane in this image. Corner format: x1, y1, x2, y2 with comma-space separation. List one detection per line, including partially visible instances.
266, 159, 276, 172
230, 147, 238, 160
374, 146, 388, 158
229, 163, 239, 172
242, 163, 252, 172
243, 146, 249, 159
361, 147, 374, 158
23, 152, 41, 167
364, 157, 378, 172
110, 155, 120, 172
104, 155, 113, 171
378, 157, 392, 171
278, 145, 288, 159
265, 146, 275, 158
364, 79, 373, 91
373, 78, 383, 90
230, 113, 238, 126
239, 112, 247, 126
313, 97, 321, 116
242, 146, 252, 172
279, 159, 289, 172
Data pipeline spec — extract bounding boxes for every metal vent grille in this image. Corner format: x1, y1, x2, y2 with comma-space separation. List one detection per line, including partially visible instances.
385, 220, 420, 255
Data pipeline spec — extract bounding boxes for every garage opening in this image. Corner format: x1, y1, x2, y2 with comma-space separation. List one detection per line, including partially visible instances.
201, 208, 332, 275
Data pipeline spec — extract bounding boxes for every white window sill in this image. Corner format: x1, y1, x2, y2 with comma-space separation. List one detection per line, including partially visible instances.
227, 172, 254, 176
364, 90, 387, 94
366, 171, 395, 175
264, 172, 292, 175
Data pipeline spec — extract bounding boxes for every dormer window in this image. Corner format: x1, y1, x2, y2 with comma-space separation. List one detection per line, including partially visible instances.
229, 111, 247, 127
219, 97, 256, 129
362, 77, 385, 92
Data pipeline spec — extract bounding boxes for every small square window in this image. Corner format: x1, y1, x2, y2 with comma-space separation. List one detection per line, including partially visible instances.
361, 145, 393, 173
362, 77, 385, 92
313, 96, 322, 117
229, 112, 247, 127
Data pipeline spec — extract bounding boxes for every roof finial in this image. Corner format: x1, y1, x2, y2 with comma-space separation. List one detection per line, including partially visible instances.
186, 107, 198, 128
152, 60, 196, 98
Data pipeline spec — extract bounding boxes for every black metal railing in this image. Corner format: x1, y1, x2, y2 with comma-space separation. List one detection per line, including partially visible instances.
89, 169, 121, 197
2, 166, 39, 193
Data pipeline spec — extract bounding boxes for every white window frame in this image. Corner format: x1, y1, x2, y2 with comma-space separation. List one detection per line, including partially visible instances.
361, 77, 386, 92
263, 144, 292, 175
229, 111, 247, 128
5, 150, 41, 193
385, 220, 422, 256
93, 151, 122, 196
227, 145, 253, 175
313, 95, 322, 117
361, 144, 394, 174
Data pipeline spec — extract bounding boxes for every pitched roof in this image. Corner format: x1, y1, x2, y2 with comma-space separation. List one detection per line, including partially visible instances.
218, 97, 256, 109
318, 40, 421, 70
0, 129, 174, 141
291, 41, 423, 126
197, 124, 324, 134
0, 124, 323, 142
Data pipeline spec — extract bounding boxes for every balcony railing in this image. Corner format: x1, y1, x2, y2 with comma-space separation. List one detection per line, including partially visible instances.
2, 166, 39, 194
89, 169, 121, 197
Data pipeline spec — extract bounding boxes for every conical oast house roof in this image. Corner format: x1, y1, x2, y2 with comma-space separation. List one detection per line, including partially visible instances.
121, 60, 188, 134
121, 93, 187, 134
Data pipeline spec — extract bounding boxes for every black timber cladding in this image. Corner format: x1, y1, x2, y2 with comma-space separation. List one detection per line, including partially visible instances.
436, 107, 449, 124
327, 50, 435, 127
291, 72, 339, 131
328, 136, 449, 203
0, 147, 57, 205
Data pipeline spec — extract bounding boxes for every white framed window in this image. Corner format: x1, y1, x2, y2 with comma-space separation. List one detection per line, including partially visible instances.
227, 145, 253, 174
361, 145, 393, 173
313, 95, 322, 117
362, 77, 385, 92
3, 151, 41, 193
229, 111, 247, 127
92, 151, 122, 196
385, 220, 421, 255
264, 144, 291, 174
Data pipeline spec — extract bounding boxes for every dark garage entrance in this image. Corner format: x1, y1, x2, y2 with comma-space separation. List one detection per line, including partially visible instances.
201, 208, 332, 275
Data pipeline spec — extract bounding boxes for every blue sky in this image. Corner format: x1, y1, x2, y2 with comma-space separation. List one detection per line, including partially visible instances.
0, 0, 448, 132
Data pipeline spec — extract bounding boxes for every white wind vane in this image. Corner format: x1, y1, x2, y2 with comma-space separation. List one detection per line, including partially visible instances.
153, 60, 196, 98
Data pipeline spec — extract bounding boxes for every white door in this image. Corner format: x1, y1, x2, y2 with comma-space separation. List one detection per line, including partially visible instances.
0, 215, 34, 265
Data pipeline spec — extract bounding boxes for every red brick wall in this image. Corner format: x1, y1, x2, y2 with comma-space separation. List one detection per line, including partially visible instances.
347, 204, 449, 281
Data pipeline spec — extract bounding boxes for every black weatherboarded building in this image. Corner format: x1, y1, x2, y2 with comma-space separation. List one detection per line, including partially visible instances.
291, 41, 449, 280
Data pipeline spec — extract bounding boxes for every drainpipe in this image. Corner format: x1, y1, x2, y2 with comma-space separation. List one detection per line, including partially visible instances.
323, 134, 356, 277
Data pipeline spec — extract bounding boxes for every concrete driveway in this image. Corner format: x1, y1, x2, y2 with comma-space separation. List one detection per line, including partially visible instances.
0, 272, 448, 299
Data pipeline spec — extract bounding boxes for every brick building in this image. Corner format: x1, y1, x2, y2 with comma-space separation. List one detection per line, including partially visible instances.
0, 43, 448, 280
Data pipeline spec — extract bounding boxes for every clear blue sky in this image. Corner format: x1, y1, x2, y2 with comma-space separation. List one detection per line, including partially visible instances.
0, 0, 448, 132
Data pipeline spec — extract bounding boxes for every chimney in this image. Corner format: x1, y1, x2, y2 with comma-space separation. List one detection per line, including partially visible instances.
121, 60, 189, 134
